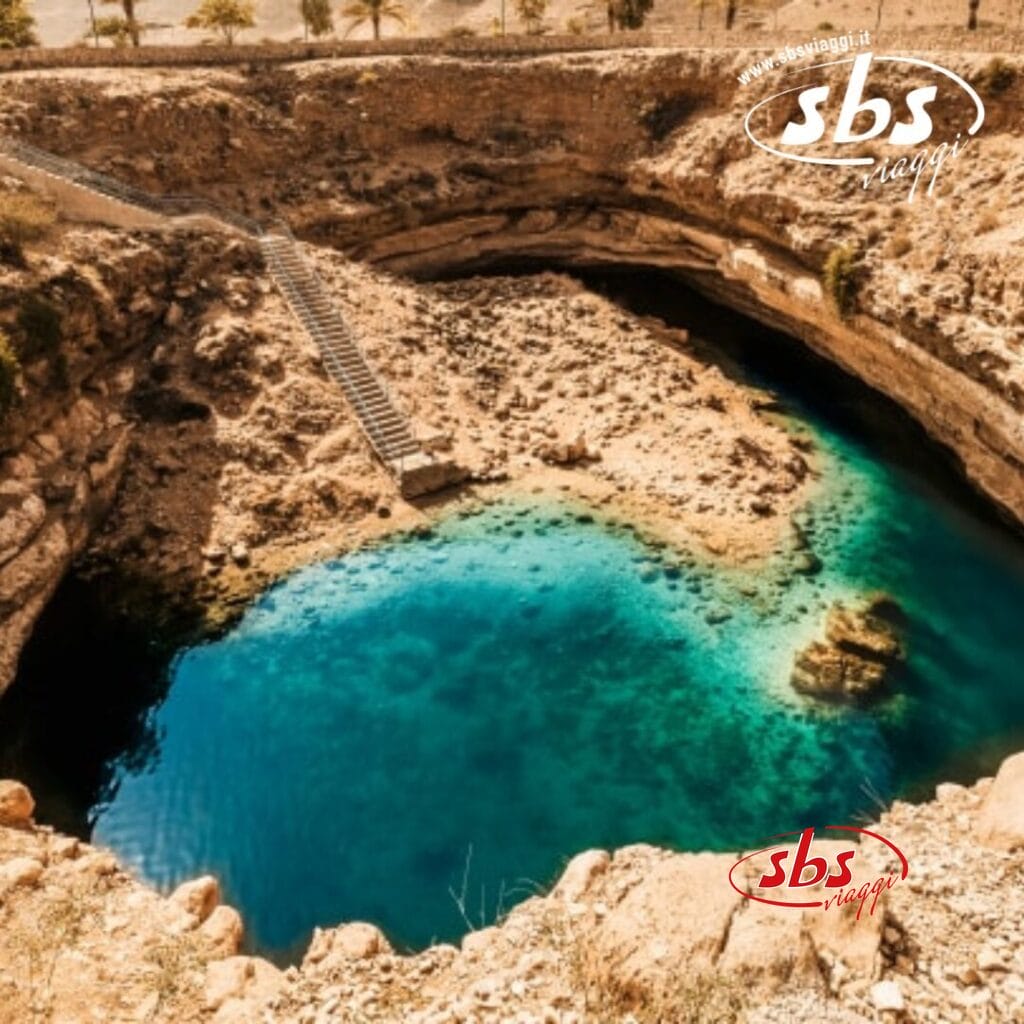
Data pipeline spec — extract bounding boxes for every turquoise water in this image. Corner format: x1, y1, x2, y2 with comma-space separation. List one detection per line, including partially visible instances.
90, 417, 1024, 957
6, 279, 1024, 961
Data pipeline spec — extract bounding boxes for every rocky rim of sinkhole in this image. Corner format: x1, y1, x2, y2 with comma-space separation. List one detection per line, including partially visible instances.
1, 45, 1024, 1023
0, 751, 1023, 1024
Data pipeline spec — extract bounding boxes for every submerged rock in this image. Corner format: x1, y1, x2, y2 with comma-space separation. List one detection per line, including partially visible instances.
792, 550, 823, 576
791, 595, 906, 701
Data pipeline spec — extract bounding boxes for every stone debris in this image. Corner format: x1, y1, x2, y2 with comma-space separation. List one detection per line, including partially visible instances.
1, 760, 1023, 1023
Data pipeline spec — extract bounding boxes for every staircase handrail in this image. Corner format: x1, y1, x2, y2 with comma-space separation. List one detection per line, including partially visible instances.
0, 134, 264, 236
0, 132, 422, 470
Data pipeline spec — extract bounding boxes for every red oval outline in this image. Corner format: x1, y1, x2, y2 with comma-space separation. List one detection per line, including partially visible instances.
727, 825, 908, 910
823, 824, 909, 879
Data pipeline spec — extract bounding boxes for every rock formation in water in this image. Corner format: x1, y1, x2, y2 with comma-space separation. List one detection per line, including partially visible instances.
791, 595, 907, 701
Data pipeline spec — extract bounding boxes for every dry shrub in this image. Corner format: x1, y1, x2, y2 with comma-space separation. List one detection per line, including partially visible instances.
0, 190, 55, 260
0, 329, 19, 419
823, 245, 859, 316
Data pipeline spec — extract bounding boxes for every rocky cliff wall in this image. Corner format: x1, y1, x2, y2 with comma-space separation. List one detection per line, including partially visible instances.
2, 48, 1019, 529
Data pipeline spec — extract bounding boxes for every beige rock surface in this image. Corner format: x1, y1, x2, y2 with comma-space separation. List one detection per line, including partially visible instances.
976, 751, 1024, 851
0, 780, 34, 826
0, 761, 1022, 1023
2, 48, 1017, 532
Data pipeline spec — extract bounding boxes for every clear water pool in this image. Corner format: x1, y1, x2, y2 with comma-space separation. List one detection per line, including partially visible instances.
6, 277, 1024, 961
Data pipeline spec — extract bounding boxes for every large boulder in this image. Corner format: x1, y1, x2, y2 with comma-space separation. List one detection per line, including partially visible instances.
0, 780, 35, 827
303, 922, 392, 968
585, 843, 886, 1008
170, 875, 221, 923
976, 751, 1024, 851
586, 851, 740, 1003
396, 454, 468, 499
792, 595, 905, 701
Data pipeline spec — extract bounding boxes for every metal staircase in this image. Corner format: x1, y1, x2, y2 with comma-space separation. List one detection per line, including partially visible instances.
260, 225, 421, 469
0, 134, 424, 476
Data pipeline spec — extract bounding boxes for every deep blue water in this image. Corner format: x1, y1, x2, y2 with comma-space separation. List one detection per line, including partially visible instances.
91, 419, 1024, 957
5, 278, 1024, 962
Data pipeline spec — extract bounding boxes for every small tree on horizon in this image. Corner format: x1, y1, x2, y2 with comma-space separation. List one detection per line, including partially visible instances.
0, 0, 38, 48
185, 0, 255, 44
607, 0, 653, 30
724, 0, 737, 28
300, 0, 333, 38
85, 0, 99, 45
515, 0, 547, 33
101, 0, 141, 45
341, 0, 407, 39
966, 0, 980, 28
93, 13, 132, 43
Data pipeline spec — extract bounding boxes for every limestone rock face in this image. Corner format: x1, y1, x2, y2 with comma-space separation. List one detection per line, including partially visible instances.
0, 855, 44, 891
553, 849, 610, 901
0, 780, 35, 827
976, 751, 1024, 851
200, 905, 245, 957
203, 955, 283, 1013
792, 595, 906, 701
587, 842, 887, 1003
588, 851, 742, 998
170, 875, 222, 923
0, 765, 1020, 1024
303, 921, 392, 966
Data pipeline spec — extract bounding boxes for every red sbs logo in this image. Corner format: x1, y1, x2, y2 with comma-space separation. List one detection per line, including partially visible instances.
728, 826, 909, 921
